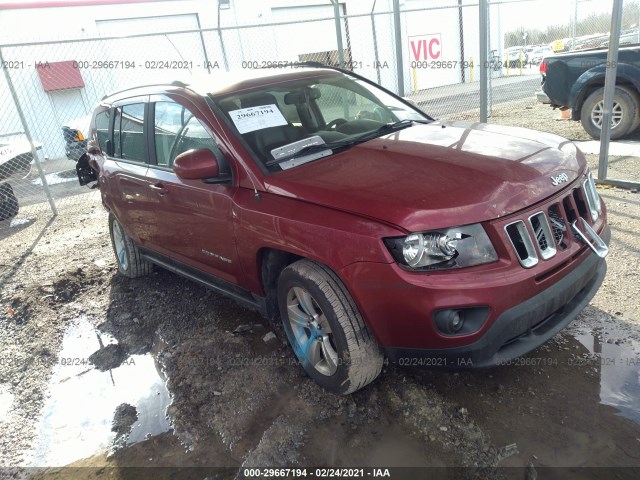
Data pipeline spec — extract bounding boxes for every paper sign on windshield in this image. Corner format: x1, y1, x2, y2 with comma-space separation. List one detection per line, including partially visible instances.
229, 104, 288, 134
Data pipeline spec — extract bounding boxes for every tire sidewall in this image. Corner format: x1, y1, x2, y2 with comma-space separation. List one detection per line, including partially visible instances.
109, 214, 132, 276
277, 266, 352, 393
581, 87, 637, 140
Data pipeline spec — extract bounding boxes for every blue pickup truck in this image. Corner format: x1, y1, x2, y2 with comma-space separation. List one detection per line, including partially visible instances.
537, 44, 640, 139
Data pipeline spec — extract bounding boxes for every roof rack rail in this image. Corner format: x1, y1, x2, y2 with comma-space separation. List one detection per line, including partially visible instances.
296, 61, 326, 68
101, 81, 192, 101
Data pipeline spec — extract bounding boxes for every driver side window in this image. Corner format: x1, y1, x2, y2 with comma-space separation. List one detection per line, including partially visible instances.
314, 84, 381, 124
153, 102, 226, 168
154, 102, 184, 167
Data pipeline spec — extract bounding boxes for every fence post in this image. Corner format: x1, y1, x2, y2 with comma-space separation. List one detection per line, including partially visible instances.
371, 1, 382, 85
597, 0, 623, 181
196, 16, 212, 74
0, 46, 57, 216
331, 0, 345, 68
479, 0, 489, 122
392, 0, 404, 96
217, 2, 230, 71
458, 0, 465, 83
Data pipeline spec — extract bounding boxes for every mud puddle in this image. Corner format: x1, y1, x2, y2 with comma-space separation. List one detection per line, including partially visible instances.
410, 317, 640, 474
27, 318, 171, 467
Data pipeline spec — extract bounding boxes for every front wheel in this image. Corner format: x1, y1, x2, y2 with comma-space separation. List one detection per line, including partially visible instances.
108, 213, 153, 278
277, 260, 383, 395
580, 86, 639, 140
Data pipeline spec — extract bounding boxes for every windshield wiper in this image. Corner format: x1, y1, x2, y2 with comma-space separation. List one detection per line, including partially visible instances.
266, 119, 430, 167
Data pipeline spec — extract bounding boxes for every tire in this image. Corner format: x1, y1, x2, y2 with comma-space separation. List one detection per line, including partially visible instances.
624, 86, 640, 133
108, 213, 153, 278
277, 259, 383, 395
0, 183, 19, 221
580, 86, 639, 140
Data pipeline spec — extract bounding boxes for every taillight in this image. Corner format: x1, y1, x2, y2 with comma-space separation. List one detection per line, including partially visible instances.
539, 60, 547, 74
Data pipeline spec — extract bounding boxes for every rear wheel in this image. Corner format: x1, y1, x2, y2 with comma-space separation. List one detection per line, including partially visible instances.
580, 86, 639, 140
109, 213, 153, 278
0, 183, 19, 221
277, 259, 383, 395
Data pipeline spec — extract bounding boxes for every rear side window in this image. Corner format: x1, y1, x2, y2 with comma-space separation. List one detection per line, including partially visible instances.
114, 103, 145, 163
94, 110, 110, 152
153, 101, 227, 169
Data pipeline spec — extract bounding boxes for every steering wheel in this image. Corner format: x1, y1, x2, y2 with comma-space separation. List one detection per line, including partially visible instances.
326, 118, 348, 130
373, 106, 389, 123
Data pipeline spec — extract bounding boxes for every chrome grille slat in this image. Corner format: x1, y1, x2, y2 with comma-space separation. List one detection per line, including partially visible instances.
505, 220, 538, 268
529, 212, 557, 260
582, 172, 601, 222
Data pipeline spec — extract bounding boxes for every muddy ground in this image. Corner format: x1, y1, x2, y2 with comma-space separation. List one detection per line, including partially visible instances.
0, 100, 639, 479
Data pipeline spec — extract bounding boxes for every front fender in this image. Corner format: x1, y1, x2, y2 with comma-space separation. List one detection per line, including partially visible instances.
232, 188, 401, 295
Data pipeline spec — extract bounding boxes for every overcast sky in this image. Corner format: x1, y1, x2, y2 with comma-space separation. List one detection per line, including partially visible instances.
496, 0, 623, 31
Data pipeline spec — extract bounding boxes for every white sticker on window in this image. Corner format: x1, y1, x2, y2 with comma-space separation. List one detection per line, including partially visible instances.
229, 104, 288, 134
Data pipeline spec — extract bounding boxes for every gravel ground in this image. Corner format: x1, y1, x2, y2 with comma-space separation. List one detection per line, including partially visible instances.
0, 102, 639, 478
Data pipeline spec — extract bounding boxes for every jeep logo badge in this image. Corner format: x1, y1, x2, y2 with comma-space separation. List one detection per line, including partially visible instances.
551, 173, 569, 186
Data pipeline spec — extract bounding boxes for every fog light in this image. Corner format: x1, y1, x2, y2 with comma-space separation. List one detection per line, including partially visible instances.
450, 311, 463, 331
433, 307, 490, 336
442, 310, 464, 334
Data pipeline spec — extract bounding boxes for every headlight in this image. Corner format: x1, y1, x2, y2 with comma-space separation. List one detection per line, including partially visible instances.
385, 223, 498, 270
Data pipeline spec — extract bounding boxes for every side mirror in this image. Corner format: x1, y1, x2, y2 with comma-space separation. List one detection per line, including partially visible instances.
173, 148, 219, 180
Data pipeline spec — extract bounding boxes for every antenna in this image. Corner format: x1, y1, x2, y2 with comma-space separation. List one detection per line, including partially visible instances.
246, 170, 262, 201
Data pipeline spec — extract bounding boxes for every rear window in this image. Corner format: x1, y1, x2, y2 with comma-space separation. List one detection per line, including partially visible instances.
94, 110, 110, 152
114, 103, 145, 163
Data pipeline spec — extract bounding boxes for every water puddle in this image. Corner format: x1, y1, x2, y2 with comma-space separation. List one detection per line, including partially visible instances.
27, 318, 171, 467
574, 332, 640, 424
416, 323, 640, 468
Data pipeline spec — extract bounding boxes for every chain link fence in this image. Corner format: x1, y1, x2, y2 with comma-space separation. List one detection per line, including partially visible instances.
0, 0, 638, 245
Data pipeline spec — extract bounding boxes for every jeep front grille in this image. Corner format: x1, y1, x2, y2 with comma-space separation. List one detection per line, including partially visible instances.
504, 186, 601, 268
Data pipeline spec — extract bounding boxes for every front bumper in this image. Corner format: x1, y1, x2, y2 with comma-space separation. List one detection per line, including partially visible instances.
384, 225, 609, 367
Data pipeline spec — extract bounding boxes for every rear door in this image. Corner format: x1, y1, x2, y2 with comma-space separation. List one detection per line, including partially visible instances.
107, 98, 156, 246
145, 96, 241, 284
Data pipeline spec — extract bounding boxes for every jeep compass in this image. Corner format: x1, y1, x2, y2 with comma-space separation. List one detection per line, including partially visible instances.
83, 66, 609, 394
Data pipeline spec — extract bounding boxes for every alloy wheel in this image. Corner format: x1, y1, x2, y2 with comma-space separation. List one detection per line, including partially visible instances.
286, 286, 339, 376
112, 220, 128, 270
591, 100, 623, 129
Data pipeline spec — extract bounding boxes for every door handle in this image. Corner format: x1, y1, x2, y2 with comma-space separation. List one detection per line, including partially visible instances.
149, 183, 169, 195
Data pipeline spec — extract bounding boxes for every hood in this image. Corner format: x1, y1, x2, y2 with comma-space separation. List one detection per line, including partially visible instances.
264, 121, 586, 232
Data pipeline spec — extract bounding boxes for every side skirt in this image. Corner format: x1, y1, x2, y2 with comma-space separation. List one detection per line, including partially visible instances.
139, 248, 267, 316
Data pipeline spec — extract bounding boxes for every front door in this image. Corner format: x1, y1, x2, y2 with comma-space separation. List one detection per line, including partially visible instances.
145, 100, 241, 284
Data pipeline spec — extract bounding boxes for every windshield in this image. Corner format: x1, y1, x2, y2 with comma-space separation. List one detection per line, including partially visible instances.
210, 72, 430, 171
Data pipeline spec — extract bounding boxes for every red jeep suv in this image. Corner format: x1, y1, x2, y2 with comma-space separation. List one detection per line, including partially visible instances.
84, 66, 609, 394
